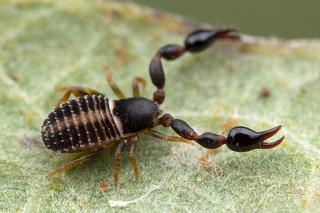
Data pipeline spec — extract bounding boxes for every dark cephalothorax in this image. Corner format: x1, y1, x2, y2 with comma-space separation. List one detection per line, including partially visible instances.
113, 97, 160, 133
41, 28, 284, 188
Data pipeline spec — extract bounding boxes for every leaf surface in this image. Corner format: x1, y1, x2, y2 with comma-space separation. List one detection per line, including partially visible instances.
0, 0, 320, 212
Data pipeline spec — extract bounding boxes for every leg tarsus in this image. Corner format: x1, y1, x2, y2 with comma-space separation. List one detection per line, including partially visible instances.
49, 149, 102, 177
104, 65, 126, 99
132, 77, 146, 97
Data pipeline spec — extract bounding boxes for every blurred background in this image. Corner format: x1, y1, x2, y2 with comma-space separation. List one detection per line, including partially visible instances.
120, 0, 319, 39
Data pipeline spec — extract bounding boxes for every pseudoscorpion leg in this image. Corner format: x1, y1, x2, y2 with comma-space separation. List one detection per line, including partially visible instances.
127, 137, 139, 182
49, 149, 102, 177
104, 65, 126, 99
113, 142, 125, 189
55, 86, 104, 106
132, 77, 146, 97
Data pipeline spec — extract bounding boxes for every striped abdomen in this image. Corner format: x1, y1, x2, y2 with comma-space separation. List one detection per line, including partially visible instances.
41, 95, 128, 153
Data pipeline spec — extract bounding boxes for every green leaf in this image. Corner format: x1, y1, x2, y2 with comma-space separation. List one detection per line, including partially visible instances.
1, 0, 320, 211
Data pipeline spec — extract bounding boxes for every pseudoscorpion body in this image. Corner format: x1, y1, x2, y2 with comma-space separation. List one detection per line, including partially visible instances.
42, 95, 130, 153
41, 28, 284, 188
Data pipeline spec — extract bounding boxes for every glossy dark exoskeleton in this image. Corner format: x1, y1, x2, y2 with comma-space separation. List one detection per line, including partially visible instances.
227, 126, 284, 152
41, 28, 284, 188
113, 97, 160, 133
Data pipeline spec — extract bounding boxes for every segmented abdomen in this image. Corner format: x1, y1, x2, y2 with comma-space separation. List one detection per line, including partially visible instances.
41, 95, 123, 153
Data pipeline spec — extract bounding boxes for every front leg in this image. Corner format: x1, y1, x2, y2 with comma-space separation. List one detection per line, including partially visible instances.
132, 77, 146, 97
144, 129, 192, 145
104, 65, 126, 99
113, 142, 125, 189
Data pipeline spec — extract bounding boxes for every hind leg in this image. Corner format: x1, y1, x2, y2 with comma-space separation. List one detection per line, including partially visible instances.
49, 149, 102, 177
55, 86, 104, 106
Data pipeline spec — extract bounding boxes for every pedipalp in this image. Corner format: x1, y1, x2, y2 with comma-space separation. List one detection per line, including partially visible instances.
149, 28, 239, 104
